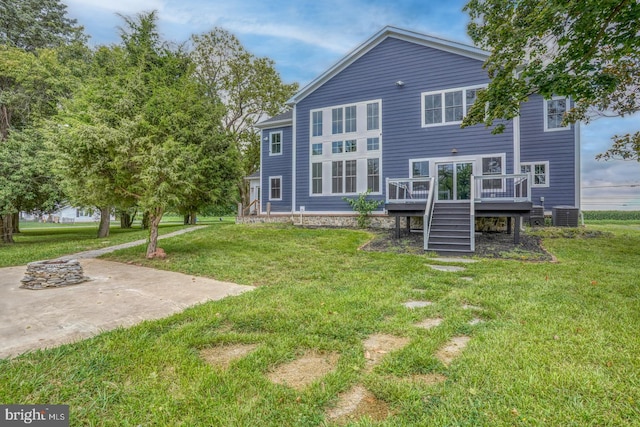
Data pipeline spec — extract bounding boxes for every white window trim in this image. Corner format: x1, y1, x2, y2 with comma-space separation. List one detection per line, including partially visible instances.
421, 84, 487, 128
543, 96, 571, 132
521, 161, 550, 188
269, 176, 282, 201
269, 131, 283, 156
409, 158, 431, 178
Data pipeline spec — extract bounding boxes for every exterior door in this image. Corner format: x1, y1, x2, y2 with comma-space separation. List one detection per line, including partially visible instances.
437, 161, 473, 201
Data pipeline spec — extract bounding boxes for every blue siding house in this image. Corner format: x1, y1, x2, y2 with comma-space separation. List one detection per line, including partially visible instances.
254, 27, 580, 253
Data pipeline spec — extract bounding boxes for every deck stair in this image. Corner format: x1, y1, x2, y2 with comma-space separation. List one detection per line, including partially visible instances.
426, 202, 473, 253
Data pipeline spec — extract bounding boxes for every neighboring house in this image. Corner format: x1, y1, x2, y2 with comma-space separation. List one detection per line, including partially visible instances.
253, 26, 580, 253
21, 206, 114, 223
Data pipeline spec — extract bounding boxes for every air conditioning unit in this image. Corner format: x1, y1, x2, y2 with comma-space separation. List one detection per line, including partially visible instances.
529, 206, 545, 226
552, 206, 579, 227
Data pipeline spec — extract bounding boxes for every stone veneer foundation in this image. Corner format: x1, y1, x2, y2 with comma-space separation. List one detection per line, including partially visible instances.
236, 214, 415, 229
20, 259, 89, 290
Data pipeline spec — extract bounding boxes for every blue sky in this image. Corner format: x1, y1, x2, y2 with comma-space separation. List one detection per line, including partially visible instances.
64, 0, 640, 210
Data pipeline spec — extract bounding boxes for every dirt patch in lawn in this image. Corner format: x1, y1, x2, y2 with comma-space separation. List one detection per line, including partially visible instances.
267, 351, 340, 391
414, 317, 444, 329
435, 336, 471, 367
325, 385, 392, 425
363, 334, 411, 372
361, 230, 553, 261
200, 343, 259, 369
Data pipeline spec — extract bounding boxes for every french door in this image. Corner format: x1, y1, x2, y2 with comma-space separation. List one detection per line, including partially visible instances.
436, 161, 473, 201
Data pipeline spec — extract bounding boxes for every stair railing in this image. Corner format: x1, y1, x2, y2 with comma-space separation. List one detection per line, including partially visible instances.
423, 177, 436, 251
469, 175, 476, 252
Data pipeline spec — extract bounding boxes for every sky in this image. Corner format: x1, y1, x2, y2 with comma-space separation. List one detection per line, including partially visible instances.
63, 0, 640, 210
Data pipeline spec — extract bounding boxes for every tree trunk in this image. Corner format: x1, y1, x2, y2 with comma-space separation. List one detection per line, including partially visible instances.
145, 207, 164, 258
120, 210, 135, 228
97, 206, 111, 238
13, 213, 20, 233
183, 214, 189, 225
1, 214, 15, 244
141, 211, 150, 229
189, 211, 196, 225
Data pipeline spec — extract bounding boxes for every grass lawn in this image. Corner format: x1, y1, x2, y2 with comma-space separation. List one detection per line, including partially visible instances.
1, 221, 639, 426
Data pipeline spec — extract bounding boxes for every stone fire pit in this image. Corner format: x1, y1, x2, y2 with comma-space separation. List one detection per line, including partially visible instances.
20, 259, 90, 290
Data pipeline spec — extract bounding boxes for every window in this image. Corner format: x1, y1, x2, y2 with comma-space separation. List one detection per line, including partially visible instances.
444, 90, 463, 122
345, 106, 357, 132
367, 158, 380, 193
331, 161, 343, 193
422, 85, 486, 127
545, 97, 569, 131
345, 139, 357, 153
423, 93, 442, 125
345, 160, 357, 193
312, 143, 323, 155
367, 137, 379, 151
332, 141, 343, 154
367, 102, 379, 130
270, 177, 282, 200
312, 111, 323, 137
521, 162, 549, 187
269, 132, 282, 155
312, 163, 323, 194
482, 156, 503, 190
411, 160, 430, 192
332, 108, 343, 134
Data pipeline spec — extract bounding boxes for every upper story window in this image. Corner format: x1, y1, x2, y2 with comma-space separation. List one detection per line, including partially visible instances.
367, 137, 379, 151
312, 111, 323, 137
422, 85, 486, 127
367, 102, 379, 130
332, 108, 343, 134
269, 131, 282, 156
332, 141, 343, 154
345, 106, 357, 133
312, 143, 323, 155
544, 97, 570, 131
345, 139, 357, 153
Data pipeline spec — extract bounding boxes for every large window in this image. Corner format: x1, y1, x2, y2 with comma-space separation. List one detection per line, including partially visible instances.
312, 163, 323, 194
367, 158, 380, 193
270, 176, 282, 200
312, 111, 323, 137
332, 108, 343, 134
269, 131, 282, 155
544, 97, 569, 131
521, 162, 549, 187
422, 85, 485, 127
345, 160, 357, 193
367, 102, 379, 130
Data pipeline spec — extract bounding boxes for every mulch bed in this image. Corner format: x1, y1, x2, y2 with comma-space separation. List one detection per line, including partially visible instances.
361, 229, 554, 261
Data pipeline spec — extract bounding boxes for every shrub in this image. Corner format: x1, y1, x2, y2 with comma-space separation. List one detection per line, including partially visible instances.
343, 191, 383, 228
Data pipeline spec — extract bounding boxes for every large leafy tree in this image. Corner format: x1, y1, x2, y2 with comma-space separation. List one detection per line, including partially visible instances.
191, 29, 298, 210
53, 12, 238, 256
463, 0, 640, 160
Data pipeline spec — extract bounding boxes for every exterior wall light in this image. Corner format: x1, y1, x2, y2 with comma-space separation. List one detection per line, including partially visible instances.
395, 80, 405, 87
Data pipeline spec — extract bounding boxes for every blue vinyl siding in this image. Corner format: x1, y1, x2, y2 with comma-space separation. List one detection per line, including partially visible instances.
294, 37, 512, 213
261, 125, 293, 212
520, 95, 577, 208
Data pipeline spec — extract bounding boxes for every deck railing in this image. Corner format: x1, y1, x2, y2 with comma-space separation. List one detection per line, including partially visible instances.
473, 174, 531, 203
386, 177, 433, 204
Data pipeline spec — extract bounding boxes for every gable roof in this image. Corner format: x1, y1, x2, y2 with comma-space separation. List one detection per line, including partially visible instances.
287, 26, 490, 106
255, 110, 292, 129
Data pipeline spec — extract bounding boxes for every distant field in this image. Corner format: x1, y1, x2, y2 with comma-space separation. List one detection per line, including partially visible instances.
583, 210, 640, 221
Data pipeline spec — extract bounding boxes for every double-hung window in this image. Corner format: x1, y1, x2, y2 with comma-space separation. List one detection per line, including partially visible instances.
312, 111, 323, 137
345, 106, 357, 133
270, 177, 282, 200
521, 162, 549, 187
332, 108, 343, 134
367, 158, 380, 193
481, 156, 503, 191
269, 131, 282, 155
544, 97, 569, 131
367, 102, 379, 130
312, 163, 323, 194
331, 161, 343, 194
411, 160, 430, 192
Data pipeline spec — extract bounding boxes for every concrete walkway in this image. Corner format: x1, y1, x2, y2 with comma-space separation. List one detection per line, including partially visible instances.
0, 226, 255, 359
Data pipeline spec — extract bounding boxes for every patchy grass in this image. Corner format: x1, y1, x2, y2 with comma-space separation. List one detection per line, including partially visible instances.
0, 222, 639, 426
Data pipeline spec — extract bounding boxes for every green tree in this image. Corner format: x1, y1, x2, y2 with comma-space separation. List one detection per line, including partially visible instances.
53, 12, 238, 256
191, 29, 298, 209
463, 0, 640, 160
